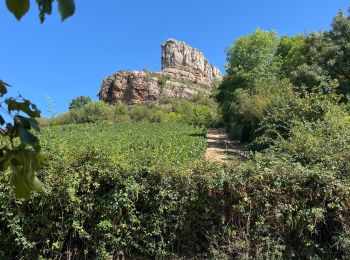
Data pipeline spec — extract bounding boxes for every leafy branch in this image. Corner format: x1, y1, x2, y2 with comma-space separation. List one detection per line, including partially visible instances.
6, 0, 75, 22
0, 81, 43, 199
2, 0, 76, 199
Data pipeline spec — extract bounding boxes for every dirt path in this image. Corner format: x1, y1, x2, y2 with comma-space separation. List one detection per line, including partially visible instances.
205, 128, 247, 163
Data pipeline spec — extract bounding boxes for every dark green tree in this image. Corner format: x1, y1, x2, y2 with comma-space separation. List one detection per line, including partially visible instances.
69, 96, 92, 110
289, 8, 350, 97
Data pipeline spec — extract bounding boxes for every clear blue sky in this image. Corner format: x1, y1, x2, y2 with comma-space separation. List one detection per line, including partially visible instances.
0, 0, 349, 116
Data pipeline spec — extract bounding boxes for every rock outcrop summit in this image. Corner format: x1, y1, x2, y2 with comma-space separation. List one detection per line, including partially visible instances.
98, 39, 222, 105
161, 39, 222, 85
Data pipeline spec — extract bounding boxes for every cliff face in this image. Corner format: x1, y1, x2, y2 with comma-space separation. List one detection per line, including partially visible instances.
98, 39, 222, 105
161, 39, 222, 85
98, 71, 159, 105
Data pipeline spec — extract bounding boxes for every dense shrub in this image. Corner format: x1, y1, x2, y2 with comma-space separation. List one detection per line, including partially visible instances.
47, 99, 220, 127
1, 145, 349, 259
157, 74, 170, 88
221, 79, 287, 142
204, 158, 350, 259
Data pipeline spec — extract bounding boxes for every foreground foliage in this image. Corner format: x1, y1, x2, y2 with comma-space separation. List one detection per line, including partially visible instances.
1, 0, 76, 200
0, 81, 43, 200
6, 0, 75, 22
1, 136, 349, 258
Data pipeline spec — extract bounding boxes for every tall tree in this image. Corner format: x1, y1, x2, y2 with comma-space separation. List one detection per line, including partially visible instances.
225, 29, 280, 90
216, 29, 280, 141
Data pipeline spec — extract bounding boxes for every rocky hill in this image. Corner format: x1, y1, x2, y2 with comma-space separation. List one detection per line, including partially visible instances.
161, 39, 222, 85
98, 39, 222, 105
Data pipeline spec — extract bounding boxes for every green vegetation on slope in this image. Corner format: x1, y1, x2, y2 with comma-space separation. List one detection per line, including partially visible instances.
41, 96, 221, 128
0, 123, 209, 258
40, 123, 206, 170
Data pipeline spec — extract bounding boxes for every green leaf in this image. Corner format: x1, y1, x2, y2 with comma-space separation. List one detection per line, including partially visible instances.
0, 80, 9, 97
18, 128, 39, 146
0, 116, 5, 126
58, 0, 75, 21
11, 169, 31, 200
15, 115, 41, 132
36, 0, 54, 23
27, 176, 44, 192
6, 98, 41, 118
10, 150, 43, 200
6, 0, 30, 20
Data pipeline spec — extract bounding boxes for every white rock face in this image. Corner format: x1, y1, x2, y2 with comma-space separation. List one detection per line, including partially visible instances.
98, 39, 222, 105
161, 39, 222, 84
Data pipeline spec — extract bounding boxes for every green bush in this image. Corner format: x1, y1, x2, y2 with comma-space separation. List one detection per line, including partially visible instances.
253, 85, 341, 150
157, 74, 170, 87
68, 96, 92, 110
223, 79, 286, 143
1, 146, 349, 259
82, 101, 113, 123
269, 105, 350, 168
129, 106, 155, 122
163, 111, 183, 123
50, 101, 113, 125
46, 99, 220, 127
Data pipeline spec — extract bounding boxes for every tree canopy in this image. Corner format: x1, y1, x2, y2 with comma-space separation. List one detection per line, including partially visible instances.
69, 96, 92, 110
216, 7, 350, 145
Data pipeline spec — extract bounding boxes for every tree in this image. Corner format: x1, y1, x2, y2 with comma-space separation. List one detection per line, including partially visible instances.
225, 29, 280, 91
69, 96, 92, 110
1, 0, 76, 199
216, 29, 280, 141
217, 6, 350, 146
217, 29, 280, 109
287, 9, 350, 98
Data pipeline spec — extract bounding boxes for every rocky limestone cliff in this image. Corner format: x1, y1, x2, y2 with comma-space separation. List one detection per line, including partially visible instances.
98, 39, 222, 105
161, 39, 222, 85
98, 71, 159, 105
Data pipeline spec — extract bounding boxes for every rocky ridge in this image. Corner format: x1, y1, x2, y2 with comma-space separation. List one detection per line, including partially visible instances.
98, 39, 222, 105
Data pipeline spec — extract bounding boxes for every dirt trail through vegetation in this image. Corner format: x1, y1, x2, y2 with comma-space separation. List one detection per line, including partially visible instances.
205, 128, 247, 163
